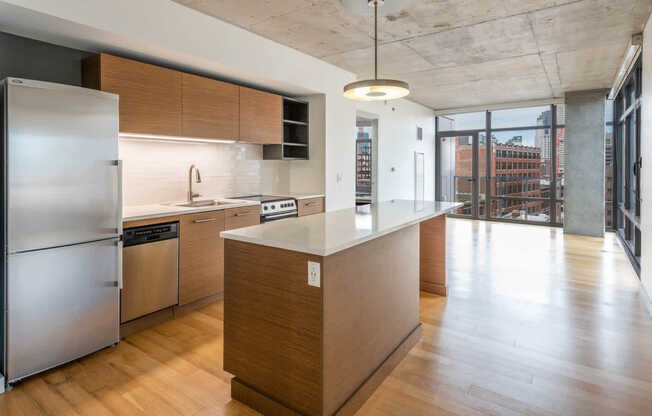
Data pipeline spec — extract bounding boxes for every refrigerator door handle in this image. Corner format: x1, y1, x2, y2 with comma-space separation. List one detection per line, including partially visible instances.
114, 159, 123, 235
117, 239, 123, 290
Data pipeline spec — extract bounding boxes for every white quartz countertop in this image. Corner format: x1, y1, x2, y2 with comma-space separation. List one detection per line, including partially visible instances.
220, 200, 463, 256
123, 198, 260, 222
123, 192, 324, 222
274, 193, 324, 200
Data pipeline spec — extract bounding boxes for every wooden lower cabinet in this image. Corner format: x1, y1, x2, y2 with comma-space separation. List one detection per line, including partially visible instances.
225, 206, 260, 230
179, 211, 226, 305
298, 197, 324, 216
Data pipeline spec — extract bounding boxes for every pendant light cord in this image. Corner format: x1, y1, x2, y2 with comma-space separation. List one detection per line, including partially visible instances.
374, 1, 378, 80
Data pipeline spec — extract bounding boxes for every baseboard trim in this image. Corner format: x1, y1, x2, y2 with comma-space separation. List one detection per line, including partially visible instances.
420, 281, 447, 296
333, 324, 422, 416
120, 293, 223, 338
641, 282, 652, 319
174, 293, 223, 318
120, 307, 175, 338
231, 378, 301, 416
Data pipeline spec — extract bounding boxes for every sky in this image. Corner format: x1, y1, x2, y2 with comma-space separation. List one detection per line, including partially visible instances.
440, 106, 556, 148
442, 106, 554, 131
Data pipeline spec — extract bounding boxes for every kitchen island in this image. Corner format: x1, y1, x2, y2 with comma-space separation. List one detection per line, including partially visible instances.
220, 200, 461, 416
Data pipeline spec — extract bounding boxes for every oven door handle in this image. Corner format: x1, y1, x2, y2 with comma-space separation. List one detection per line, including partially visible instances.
263, 212, 298, 222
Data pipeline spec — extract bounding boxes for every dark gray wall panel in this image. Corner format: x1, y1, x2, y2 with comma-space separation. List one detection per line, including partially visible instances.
0, 31, 91, 86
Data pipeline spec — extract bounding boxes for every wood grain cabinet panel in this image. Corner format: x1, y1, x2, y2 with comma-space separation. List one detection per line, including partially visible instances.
182, 73, 239, 140
298, 197, 324, 217
83, 54, 182, 136
225, 206, 260, 230
239, 86, 282, 144
179, 211, 225, 305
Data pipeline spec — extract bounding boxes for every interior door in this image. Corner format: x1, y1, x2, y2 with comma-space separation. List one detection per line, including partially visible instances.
436, 133, 479, 218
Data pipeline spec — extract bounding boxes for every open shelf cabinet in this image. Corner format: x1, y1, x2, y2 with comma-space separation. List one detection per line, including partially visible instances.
263, 97, 309, 160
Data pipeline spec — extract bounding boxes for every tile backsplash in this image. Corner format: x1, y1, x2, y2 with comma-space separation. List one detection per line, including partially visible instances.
120, 138, 290, 206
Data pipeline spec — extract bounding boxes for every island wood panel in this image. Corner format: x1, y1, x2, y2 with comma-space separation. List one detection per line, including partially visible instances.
298, 197, 325, 216
224, 206, 260, 230
419, 214, 447, 296
224, 240, 323, 416
181, 73, 239, 140
179, 211, 225, 305
83, 53, 182, 136
238, 86, 282, 144
322, 224, 420, 415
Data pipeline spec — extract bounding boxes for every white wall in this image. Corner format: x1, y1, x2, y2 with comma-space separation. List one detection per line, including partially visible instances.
641, 13, 652, 299
356, 99, 436, 202
0, 0, 356, 211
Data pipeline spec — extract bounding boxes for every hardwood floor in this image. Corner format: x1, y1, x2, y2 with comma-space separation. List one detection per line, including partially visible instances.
1, 218, 650, 415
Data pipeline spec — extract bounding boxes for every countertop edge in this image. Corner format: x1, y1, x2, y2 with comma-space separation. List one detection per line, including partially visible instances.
123, 200, 260, 223
291, 194, 325, 200
220, 205, 459, 256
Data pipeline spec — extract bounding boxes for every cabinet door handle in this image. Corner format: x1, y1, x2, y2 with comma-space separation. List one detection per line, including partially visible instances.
304, 201, 319, 207
193, 218, 217, 223
234, 211, 255, 217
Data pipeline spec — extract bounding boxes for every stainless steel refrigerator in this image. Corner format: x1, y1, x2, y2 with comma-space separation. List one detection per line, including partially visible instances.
1, 78, 122, 384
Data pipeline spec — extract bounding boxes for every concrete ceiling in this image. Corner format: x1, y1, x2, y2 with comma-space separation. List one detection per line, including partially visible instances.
172, 0, 652, 110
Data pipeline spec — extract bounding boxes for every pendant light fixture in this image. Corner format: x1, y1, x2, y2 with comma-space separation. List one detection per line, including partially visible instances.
343, 0, 410, 101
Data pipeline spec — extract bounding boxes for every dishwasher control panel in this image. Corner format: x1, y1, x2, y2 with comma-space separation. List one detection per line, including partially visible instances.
123, 222, 179, 246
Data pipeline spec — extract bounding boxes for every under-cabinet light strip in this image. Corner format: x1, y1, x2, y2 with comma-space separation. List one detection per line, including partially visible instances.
120, 133, 236, 144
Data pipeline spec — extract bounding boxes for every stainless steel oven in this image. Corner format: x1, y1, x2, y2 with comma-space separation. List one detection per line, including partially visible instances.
230, 195, 298, 223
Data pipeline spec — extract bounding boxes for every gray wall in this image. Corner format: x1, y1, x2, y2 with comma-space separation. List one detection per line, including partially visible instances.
564, 90, 606, 237
0, 31, 90, 380
0, 31, 91, 86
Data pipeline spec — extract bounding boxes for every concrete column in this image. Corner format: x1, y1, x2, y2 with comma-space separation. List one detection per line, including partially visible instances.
564, 90, 606, 237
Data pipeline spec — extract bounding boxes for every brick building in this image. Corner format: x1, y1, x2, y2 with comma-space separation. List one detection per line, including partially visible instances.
453, 138, 545, 219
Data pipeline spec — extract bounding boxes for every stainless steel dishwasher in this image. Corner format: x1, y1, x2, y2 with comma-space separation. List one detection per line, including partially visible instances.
121, 222, 179, 323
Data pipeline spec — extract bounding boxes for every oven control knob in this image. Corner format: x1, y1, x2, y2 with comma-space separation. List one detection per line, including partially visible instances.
264, 206, 268, 210
271, 205, 276, 209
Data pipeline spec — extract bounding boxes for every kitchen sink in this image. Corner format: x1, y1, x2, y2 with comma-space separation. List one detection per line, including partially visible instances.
168, 200, 235, 208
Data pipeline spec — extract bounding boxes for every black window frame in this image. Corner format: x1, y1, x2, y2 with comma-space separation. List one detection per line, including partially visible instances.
612, 56, 642, 276
436, 104, 565, 226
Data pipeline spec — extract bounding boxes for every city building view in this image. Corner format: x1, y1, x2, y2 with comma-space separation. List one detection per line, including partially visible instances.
439, 106, 566, 224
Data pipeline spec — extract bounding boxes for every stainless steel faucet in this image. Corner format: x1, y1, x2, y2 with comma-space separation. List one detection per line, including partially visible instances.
187, 164, 202, 203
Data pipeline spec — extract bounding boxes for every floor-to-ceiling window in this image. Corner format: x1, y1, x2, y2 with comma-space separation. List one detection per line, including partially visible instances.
613, 56, 642, 273
436, 104, 565, 225
606, 98, 615, 230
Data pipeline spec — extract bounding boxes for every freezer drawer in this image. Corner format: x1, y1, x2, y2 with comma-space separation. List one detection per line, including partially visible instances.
121, 238, 179, 323
6, 238, 120, 382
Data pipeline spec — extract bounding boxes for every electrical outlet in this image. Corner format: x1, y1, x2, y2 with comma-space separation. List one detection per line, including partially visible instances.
308, 261, 320, 287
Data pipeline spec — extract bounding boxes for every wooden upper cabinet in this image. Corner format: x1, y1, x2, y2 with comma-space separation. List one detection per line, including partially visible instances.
182, 73, 239, 140
83, 54, 284, 144
83, 54, 182, 136
239, 86, 282, 144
